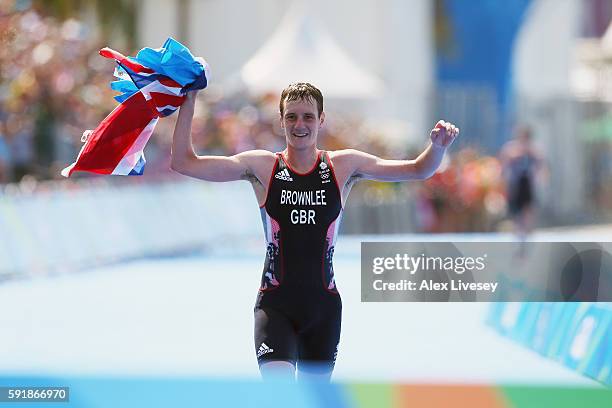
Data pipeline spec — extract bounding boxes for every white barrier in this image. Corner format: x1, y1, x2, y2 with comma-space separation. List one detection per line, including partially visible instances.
0, 177, 427, 278
0, 179, 262, 278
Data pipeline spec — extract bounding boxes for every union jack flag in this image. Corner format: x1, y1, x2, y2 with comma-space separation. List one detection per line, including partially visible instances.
62, 38, 209, 177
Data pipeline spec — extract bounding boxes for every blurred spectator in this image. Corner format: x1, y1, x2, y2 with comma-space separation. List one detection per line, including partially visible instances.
500, 125, 547, 251
416, 147, 505, 233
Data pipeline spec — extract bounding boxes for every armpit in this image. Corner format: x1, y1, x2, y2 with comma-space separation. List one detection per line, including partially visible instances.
349, 174, 364, 183
241, 170, 261, 185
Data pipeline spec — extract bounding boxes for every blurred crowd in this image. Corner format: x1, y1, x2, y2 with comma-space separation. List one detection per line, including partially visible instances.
0, 4, 538, 233
0, 5, 399, 182
0, 4, 118, 182
416, 149, 506, 233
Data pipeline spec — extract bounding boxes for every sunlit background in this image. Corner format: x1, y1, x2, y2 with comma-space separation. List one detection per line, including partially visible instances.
0, 0, 611, 407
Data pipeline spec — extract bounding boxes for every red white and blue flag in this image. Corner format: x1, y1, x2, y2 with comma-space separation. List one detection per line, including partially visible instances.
62, 38, 209, 177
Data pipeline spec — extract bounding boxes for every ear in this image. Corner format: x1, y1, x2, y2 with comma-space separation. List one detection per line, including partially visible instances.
319, 111, 325, 126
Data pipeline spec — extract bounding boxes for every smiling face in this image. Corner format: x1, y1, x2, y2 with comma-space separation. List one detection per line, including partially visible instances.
281, 97, 325, 151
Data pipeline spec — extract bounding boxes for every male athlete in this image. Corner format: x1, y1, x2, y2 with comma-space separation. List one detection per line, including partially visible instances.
171, 83, 459, 382
500, 125, 545, 256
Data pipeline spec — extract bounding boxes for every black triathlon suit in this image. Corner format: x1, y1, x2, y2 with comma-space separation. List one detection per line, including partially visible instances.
254, 150, 343, 373
507, 154, 537, 215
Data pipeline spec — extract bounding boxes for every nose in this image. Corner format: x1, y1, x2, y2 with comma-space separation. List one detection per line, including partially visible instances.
295, 116, 305, 128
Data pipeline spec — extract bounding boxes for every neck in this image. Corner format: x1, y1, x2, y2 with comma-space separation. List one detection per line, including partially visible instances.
284, 146, 319, 173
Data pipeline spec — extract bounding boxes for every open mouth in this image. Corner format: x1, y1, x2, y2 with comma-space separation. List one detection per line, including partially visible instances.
293, 133, 309, 138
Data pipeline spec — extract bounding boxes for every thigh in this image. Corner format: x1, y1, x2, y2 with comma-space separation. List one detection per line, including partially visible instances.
254, 307, 298, 366
297, 301, 342, 375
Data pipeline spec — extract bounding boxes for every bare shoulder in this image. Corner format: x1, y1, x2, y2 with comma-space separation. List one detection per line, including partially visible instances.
328, 148, 374, 172
328, 148, 366, 160
327, 148, 372, 166
235, 149, 276, 167
234, 149, 277, 184
235, 149, 277, 160
326, 149, 372, 185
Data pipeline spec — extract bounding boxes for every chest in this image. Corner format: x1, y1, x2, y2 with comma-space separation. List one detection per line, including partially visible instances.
265, 163, 341, 226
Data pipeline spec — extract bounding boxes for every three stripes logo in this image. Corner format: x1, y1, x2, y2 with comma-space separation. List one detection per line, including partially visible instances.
257, 342, 274, 358
275, 168, 293, 182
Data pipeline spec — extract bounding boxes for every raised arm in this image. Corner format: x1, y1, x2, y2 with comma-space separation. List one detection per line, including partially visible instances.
339, 120, 459, 182
170, 91, 271, 182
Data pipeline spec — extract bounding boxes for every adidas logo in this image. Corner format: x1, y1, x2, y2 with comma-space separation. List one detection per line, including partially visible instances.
274, 168, 293, 181
319, 162, 328, 170
257, 342, 274, 358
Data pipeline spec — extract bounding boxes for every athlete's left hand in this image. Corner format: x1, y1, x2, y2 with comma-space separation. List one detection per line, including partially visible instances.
430, 120, 459, 148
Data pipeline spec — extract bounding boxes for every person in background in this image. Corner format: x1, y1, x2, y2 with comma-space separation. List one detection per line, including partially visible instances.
500, 125, 546, 255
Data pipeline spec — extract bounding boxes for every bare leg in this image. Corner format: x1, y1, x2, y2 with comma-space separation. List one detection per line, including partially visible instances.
514, 206, 535, 259
521, 206, 535, 234
259, 361, 295, 381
